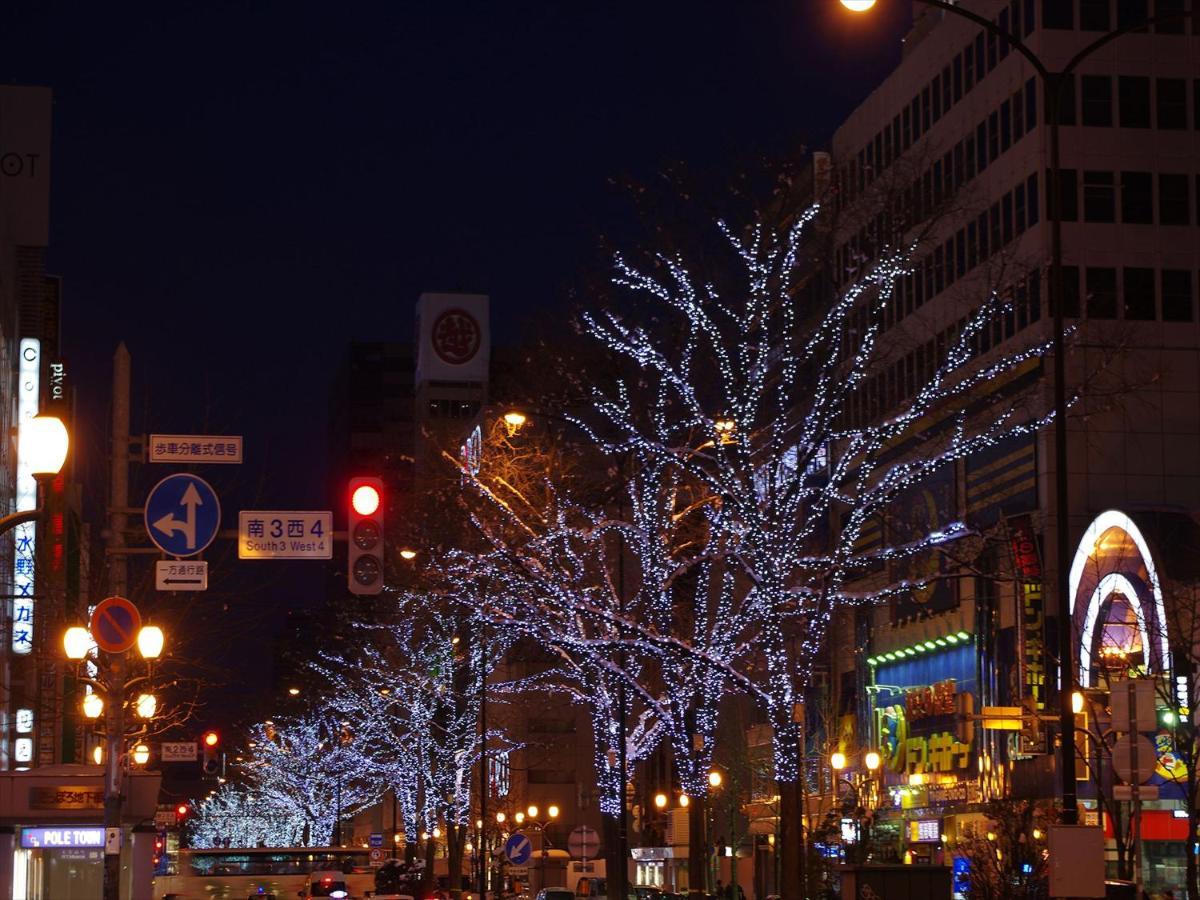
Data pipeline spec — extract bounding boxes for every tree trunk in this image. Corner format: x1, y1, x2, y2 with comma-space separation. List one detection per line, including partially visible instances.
448, 822, 463, 890
604, 811, 623, 900
778, 778, 805, 900
688, 793, 707, 897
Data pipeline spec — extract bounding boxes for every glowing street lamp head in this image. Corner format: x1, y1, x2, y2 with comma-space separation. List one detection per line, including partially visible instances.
503, 411, 528, 430
514, 812, 525, 825
708, 770, 723, 789
135, 694, 157, 719
654, 793, 668, 809
137, 625, 164, 660
1072, 691, 1084, 714
830, 751, 847, 771
132, 743, 151, 766
679, 794, 690, 808
63, 626, 91, 660
23, 415, 69, 477
527, 805, 539, 819
399, 548, 417, 561
82, 693, 104, 720
865, 750, 882, 772
548, 805, 560, 819
496, 812, 506, 824
840, 0, 877, 11
351, 484, 381, 516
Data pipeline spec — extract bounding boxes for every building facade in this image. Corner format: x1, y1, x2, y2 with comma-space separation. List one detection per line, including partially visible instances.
816, 1, 1200, 893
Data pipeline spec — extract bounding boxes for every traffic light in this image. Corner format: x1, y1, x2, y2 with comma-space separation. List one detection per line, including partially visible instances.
175, 803, 190, 826
202, 730, 221, 776
347, 477, 384, 596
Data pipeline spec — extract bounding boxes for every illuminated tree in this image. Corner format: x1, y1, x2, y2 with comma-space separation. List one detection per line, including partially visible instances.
189, 784, 301, 849
570, 204, 1055, 894
239, 713, 376, 847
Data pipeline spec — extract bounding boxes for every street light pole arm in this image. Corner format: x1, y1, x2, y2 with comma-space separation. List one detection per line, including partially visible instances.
0, 508, 40, 537
912, 0, 1050, 80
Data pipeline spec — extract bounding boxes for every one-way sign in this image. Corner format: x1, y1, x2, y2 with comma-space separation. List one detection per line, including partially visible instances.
155, 561, 208, 591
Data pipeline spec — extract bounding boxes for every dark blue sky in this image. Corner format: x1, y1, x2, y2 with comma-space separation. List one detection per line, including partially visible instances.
4, 2, 908, 719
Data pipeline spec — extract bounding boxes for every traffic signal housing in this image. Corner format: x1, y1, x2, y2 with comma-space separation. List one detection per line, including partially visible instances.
175, 803, 190, 826
201, 730, 220, 776
347, 477, 384, 596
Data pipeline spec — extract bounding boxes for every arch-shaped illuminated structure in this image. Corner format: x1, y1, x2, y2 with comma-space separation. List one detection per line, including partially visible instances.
1069, 509, 1170, 688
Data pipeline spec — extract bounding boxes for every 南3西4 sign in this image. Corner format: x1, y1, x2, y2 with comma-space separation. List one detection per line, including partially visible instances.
238, 511, 332, 559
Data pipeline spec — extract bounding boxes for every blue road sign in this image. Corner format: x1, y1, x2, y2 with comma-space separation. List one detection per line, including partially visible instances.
144, 474, 221, 557
505, 832, 532, 866
369, 833, 383, 848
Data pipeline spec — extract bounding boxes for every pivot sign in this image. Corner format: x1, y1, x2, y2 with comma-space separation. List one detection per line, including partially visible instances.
145, 474, 221, 557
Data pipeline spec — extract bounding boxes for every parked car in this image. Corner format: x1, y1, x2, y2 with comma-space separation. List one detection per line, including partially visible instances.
535, 891, 576, 900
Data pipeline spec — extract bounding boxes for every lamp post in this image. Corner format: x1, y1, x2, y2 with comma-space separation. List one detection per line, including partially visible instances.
839, 0, 1195, 827
64, 618, 164, 900
0, 414, 69, 534
831, 749, 882, 864
525, 804, 560, 893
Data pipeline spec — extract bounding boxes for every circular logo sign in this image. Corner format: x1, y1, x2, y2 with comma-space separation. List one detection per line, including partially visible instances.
431, 308, 481, 366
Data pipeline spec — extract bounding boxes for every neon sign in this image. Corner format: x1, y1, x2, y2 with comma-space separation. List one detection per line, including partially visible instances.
13, 338, 40, 655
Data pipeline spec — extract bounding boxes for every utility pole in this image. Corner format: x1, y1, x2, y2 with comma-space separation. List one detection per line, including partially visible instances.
108, 343, 131, 598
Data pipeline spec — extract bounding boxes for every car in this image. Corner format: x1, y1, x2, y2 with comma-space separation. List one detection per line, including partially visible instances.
535, 890, 576, 900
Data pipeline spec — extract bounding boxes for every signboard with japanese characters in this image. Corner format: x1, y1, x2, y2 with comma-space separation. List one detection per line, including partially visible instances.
161, 742, 198, 763
238, 511, 332, 559
155, 560, 208, 591
149, 434, 243, 464
29, 787, 104, 810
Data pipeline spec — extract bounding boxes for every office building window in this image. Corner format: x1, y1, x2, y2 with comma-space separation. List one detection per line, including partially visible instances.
1025, 78, 1038, 130
1121, 171, 1153, 223
1081, 76, 1113, 126
1156, 78, 1187, 129
1001, 100, 1012, 152
1194, 79, 1200, 132
1048, 75, 1077, 125
1087, 267, 1119, 319
1002, 193, 1014, 243
1043, 0, 1074, 28
1054, 168, 1079, 221
1123, 267, 1156, 320
1083, 171, 1116, 222
1024, 0, 1036, 34
1116, 0, 1149, 29
1159, 174, 1190, 225
1015, 182, 1027, 233
1060, 266, 1081, 318
989, 111, 1000, 162
1027, 173, 1040, 225
963, 42, 975, 92
976, 123, 988, 172
1013, 89, 1026, 140
1119, 76, 1151, 127
1080, 0, 1111, 29
1155, 0, 1186, 34
953, 54, 963, 101
932, 74, 942, 123
1162, 270, 1194, 321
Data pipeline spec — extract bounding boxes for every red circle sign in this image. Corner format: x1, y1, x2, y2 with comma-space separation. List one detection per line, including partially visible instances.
90, 596, 142, 654
431, 308, 481, 365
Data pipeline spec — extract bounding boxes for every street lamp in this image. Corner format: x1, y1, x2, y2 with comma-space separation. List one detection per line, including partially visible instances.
63, 617, 165, 900
525, 803, 560, 894
835, 0, 1194, 829
0, 414, 68, 535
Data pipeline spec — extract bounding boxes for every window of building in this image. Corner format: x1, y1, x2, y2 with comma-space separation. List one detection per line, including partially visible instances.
1162, 269, 1194, 321
987, 30, 999, 71
922, 85, 932, 132
1047, 74, 1077, 125
942, 65, 952, 113
1000, 99, 1012, 151
1156, 78, 1187, 129
1122, 267, 1156, 320
1155, 0, 1186, 34
953, 54, 963, 102
1080, 0, 1111, 29
976, 122, 988, 172
911, 97, 922, 141
1013, 89, 1026, 140
988, 110, 1000, 162
1028, 173, 1040, 225
1159, 173, 1190, 225
1119, 76, 1151, 127
1083, 171, 1116, 222
903, 106, 912, 149
1025, 78, 1038, 130
932, 74, 942, 123
1059, 265, 1081, 318
1081, 75, 1113, 126
998, 8, 1011, 60
1053, 168, 1079, 221
963, 42, 975, 92
1121, 171, 1153, 223
1015, 182, 1027, 233
1043, 0, 1074, 28
1087, 267, 1118, 319
1194, 80, 1200, 132
1024, 0, 1036, 34
978, 211, 990, 260
1002, 192, 1014, 243
1116, 0, 1149, 29
975, 33, 985, 83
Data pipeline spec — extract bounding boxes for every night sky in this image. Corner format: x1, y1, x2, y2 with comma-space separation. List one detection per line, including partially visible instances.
3, 2, 909, 721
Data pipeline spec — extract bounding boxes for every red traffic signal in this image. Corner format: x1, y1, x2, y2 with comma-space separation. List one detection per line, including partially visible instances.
347, 477, 384, 596
176, 803, 188, 817
202, 731, 221, 776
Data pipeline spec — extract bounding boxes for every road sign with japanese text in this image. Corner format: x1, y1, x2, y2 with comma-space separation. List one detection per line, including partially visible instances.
149, 435, 243, 464
155, 560, 208, 591
238, 511, 332, 559
161, 742, 198, 762
145, 474, 221, 557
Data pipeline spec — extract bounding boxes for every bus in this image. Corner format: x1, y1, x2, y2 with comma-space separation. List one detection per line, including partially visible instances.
153, 847, 378, 900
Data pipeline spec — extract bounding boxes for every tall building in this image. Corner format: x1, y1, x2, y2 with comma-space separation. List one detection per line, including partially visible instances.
814, 1, 1200, 890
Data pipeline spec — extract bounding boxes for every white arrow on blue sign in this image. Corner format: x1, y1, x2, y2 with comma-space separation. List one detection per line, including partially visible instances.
144, 474, 221, 557
505, 832, 533, 866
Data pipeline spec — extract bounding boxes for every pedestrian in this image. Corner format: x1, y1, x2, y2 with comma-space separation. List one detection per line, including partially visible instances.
737, 885, 746, 900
